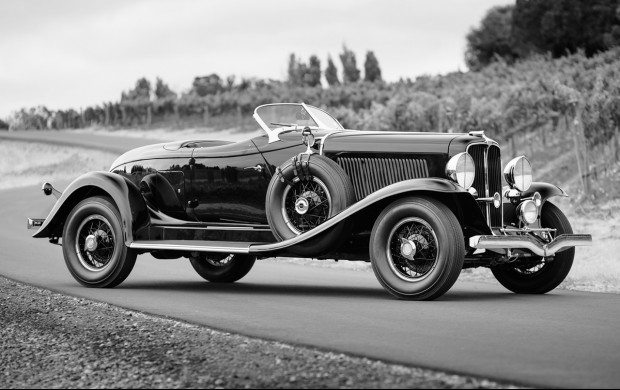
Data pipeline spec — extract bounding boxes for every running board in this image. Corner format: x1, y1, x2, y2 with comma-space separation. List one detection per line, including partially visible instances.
129, 235, 319, 255
130, 240, 255, 254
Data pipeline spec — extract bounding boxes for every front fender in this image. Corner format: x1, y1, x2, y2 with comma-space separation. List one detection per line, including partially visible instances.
33, 171, 148, 245
502, 182, 568, 226
522, 182, 568, 204
251, 178, 488, 253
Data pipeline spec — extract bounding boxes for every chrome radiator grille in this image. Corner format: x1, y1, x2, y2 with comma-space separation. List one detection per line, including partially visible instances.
468, 144, 503, 228
336, 156, 429, 200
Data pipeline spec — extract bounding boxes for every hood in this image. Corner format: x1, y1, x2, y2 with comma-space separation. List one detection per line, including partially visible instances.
321, 130, 474, 157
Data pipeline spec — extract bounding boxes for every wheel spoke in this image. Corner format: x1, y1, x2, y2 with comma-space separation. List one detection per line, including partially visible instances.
388, 218, 438, 280
75, 214, 115, 271
284, 177, 330, 233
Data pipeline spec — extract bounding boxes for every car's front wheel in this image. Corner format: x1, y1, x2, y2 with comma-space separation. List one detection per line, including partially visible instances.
62, 196, 137, 288
189, 253, 256, 283
491, 202, 575, 294
370, 196, 465, 301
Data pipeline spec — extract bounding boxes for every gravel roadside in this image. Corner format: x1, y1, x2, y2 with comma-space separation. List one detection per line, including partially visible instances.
0, 276, 523, 389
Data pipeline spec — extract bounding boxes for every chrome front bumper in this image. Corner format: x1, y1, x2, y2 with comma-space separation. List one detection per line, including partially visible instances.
469, 234, 592, 257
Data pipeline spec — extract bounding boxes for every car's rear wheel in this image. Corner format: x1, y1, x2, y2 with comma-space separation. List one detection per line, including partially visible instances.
266, 154, 355, 256
189, 253, 256, 283
370, 196, 465, 300
62, 196, 137, 288
491, 202, 575, 294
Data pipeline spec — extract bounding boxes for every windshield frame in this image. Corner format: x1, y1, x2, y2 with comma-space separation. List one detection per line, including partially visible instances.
253, 103, 344, 143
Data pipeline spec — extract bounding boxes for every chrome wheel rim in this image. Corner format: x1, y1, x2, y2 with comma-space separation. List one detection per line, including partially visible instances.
75, 214, 116, 272
387, 218, 439, 281
281, 177, 332, 235
512, 261, 547, 275
204, 254, 234, 267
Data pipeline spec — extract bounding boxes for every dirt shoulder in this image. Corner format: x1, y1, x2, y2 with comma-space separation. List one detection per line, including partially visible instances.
0, 276, 521, 389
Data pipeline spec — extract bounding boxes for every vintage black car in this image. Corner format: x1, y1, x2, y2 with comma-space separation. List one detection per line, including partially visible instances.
29, 103, 592, 300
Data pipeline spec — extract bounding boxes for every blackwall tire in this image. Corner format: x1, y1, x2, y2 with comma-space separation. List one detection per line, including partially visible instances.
62, 196, 137, 288
189, 254, 256, 283
491, 202, 575, 294
370, 196, 465, 301
265, 154, 355, 256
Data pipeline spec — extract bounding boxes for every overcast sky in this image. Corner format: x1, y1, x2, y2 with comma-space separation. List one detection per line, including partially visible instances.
0, 0, 514, 118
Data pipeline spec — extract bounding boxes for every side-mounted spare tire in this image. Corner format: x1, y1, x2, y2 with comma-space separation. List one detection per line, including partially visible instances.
266, 154, 356, 256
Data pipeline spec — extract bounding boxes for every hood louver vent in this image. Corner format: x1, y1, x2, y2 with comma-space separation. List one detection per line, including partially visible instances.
336, 157, 429, 200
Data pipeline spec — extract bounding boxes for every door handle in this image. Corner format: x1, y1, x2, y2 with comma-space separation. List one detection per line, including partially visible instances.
244, 164, 263, 173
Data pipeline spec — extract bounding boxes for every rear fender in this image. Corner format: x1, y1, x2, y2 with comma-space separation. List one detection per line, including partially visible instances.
33, 171, 148, 245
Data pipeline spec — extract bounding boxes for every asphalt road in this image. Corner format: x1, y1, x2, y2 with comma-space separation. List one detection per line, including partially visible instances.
1, 131, 619, 388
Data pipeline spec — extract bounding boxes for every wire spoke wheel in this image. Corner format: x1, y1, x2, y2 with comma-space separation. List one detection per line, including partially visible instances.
370, 196, 464, 301
62, 196, 137, 288
204, 254, 234, 267
387, 218, 439, 281
282, 177, 332, 235
75, 214, 116, 272
512, 260, 547, 276
189, 253, 256, 283
491, 202, 575, 294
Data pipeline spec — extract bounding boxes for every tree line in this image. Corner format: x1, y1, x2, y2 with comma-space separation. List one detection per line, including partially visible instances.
3, 45, 385, 131
4, 1, 620, 168
465, 0, 620, 70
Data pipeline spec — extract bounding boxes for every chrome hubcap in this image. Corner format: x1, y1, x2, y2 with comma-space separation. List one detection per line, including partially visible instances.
75, 215, 115, 272
84, 235, 98, 252
387, 218, 438, 281
295, 197, 310, 215
400, 239, 417, 260
282, 177, 332, 235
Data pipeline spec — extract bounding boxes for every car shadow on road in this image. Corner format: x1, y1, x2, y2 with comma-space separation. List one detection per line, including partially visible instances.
120, 280, 389, 299
116, 280, 532, 302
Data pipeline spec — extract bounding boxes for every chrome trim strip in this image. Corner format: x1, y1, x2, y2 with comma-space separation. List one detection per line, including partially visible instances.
129, 241, 251, 254
301, 102, 344, 130
466, 142, 503, 231
484, 146, 491, 227
160, 225, 272, 231
500, 227, 556, 233
469, 234, 592, 257
319, 131, 344, 155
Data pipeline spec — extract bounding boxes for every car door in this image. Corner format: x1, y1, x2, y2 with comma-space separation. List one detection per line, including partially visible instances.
189, 140, 270, 223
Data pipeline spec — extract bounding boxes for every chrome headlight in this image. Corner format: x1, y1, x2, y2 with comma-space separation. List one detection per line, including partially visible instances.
504, 156, 532, 192
446, 152, 475, 190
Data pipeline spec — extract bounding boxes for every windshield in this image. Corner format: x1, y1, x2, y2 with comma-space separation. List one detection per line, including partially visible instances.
254, 103, 343, 132
256, 104, 318, 130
